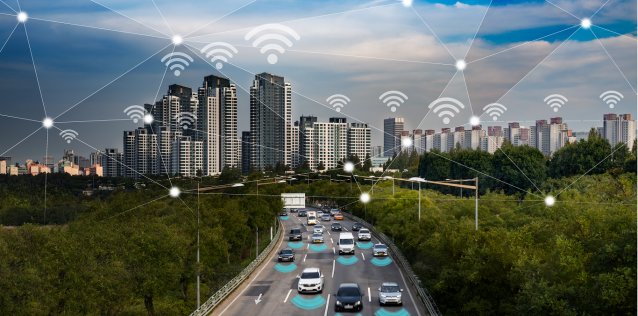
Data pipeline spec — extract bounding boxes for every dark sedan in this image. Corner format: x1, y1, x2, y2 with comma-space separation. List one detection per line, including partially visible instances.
280, 209, 288, 216
334, 283, 364, 312
331, 222, 342, 231
299, 210, 307, 217
352, 222, 364, 231
278, 248, 295, 262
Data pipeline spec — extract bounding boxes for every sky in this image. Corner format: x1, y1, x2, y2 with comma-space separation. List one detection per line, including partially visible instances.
0, 0, 635, 164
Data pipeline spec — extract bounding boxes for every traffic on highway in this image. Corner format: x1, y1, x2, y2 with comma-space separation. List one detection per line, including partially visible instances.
214, 207, 424, 316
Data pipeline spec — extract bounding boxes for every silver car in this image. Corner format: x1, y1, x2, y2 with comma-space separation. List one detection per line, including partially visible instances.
298, 267, 324, 293
372, 243, 388, 257
321, 214, 331, 221
313, 225, 324, 234
378, 282, 403, 306
358, 229, 371, 241
311, 232, 324, 243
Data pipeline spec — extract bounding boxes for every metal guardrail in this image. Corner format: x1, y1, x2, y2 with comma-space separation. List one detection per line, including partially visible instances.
340, 210, 443, 316
190, 221, 282, 316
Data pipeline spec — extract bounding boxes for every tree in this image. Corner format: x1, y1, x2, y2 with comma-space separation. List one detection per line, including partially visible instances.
409, 150, 419, 168
317, 161, 325, 171
418, 149, 449, 189
349, 154, 361, 170
362, 153, 373, 171
493, 143, 546, 194
548, 128, 615, 179
448, 147, 493, 195
196, 169, 203, 177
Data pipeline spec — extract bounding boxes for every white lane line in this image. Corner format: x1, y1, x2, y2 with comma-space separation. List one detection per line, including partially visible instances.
393, 255, 422, 316
332, 260, 335, 278
324, 294, 331, 316
361, 253, 365, 260
330, 238, 334, 243
304, 254, 307, 262
327, 231, 331, 236
333, 247, 335, 254
344, 228, 348, 231
368, 287, 371, 302
284, 289, 292, 302
307, 244, 310, 249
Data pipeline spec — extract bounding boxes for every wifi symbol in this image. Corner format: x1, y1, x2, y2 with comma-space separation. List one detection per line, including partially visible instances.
482, 103, 507, 121
200, 42, 238, 70
123, 105, 146, 123
379, 90, 408, 113
161, 52, 194, 76
600, 90, 623, 108
544, 94, 567, 112
326, 94, 350, 112
245, 23, 300, 65
428, 97, 465, 125
174, 112, 197, 130
60, 129, 78, 144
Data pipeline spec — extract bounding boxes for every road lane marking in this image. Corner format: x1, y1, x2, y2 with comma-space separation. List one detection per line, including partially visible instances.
368, 287, 371, 302
304, 254, 307, 262
327, 231, 331, 236
362, 253, 365, 260
332, 260, 335, 278
393, 255, 422, 316
330, 238, 334, 243
344, 228, 348, 231
284, 289, 292, 302
324, 294, 331, 316
307, 244, 310, 249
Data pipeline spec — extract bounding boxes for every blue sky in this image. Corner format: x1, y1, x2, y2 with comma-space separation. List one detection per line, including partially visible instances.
0, 0, 635, 164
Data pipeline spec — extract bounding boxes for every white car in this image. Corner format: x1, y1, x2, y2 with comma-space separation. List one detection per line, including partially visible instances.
379, 282, 403, 306
317, 211, 324, 217
298, 267, 324, 293
358, 229, 371, 241
311, 232, 324, 243
313, 225, 324, 234
307, 216, 317, 225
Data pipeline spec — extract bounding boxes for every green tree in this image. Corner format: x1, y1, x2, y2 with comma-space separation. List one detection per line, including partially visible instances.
362, 153, 373, 171
493, 143, 546, 194
317, 161, 325, 171
409, 149, 419, 168
449, 147, 493, 195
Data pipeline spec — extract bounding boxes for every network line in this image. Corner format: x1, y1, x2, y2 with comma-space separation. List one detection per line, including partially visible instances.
89, 0, 172, 38
590, 28, 637, 94
462, 0, 493, 61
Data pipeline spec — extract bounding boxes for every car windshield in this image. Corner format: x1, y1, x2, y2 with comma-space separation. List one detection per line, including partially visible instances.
291, 229, 300, 233
381, 285, 400, 292
374, 245, 387, 249
354, 223, 362, 227
332, 223, 341, 226
337, 287, 360, 296
340, 239, 354, 245
309, 216, 315, 220
281, 249, 293, 254
314, 225, 322, 229
313, 233, 322, 237
360, 229, 369, 234
301, 272, 320, 279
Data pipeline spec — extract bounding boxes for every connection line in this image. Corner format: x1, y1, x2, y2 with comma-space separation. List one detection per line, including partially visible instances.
98, 194, 170, 222
0, 126, 43, 156
0, 113, 40, 122
89, 0, 172, 38
409, 5, 456, 61
44, 128, 48, 224
54, 43, 171, 120
590, 28, 637, 94
178, 196, 198, 218
462, 0, 493, 61
150, 0, 174, 36
461, 70, 474, 117
484, 201, 546, 219
54, 118, 134, 123
591, 25, 637, 42
589, 0, 610, 19
28, 16, 171, 40
22, 22, 47, 117
0, 21, 19, 54
544, 0, 581, 21
183, 0, 258, 38
0, 0, 17, 13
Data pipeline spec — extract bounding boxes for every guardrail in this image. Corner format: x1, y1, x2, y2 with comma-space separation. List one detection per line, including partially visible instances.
190, 221, 282, 316
310, 203, 442, 316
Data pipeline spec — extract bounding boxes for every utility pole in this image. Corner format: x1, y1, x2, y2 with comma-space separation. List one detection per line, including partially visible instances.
197, 183, 200, 310
475, 177, 478, 231
418, 181, 421, 221
256, 227, 259, 259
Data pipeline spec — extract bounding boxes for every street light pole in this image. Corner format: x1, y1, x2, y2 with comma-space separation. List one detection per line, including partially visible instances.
475, 177, 478, 231
418, 181, 421, 221
197, 183, 200, 310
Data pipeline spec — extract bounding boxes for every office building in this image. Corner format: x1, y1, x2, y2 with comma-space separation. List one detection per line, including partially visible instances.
410, 130, 423, 154
90, 150, 103, 167
0, 156, 11, 170
250, 73, 293, 170
0, 160, 5, 174
384, 118, 404, 157
241, 131, 252, 173
171, 136, 203, 177
103, 148, 124, 177
347, 122, 371, 160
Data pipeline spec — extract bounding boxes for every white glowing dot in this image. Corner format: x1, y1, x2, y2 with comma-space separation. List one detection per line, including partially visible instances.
581, 18, 591, 29
170, 187, 180, 197
216, 62, 223, 69
267, 54, 278, 64
553, 107, 558, 112
443, 117, 450, 124
17, 12, 27, 22
144, 114, 154, 124
470, 116, 480, 126
42, 118, 53, 129
545, 196, 555, 206
174, 70, 181, 76
360, 193, 370, 203
493, 116, 498, 121
402, 0, 413, 7
172, 35, 183, 45
344, 162, 354, 173
402, 138, 412, 147
456, 60, 466, 71
335, 108, 341, 112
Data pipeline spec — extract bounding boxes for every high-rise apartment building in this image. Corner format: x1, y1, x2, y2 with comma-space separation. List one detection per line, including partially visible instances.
0, 157, 11, 170
479, 136, 504, 153
202, 75, 239, 169
102, 148, 124, 177
90, 150, 103, 167
134, 127, 157, 177
156, 126, 182, 175
241, 131, 251, 173
299, 117, 348, 170
348, 122, 371, 160
123, 131, 135, 178
383, 118, 404, 157
250, 73, 292, 170
43, 156, 54, 170
171, 136, 203, 177
487, 126, 502, 137
464, 128, 486, 150
410, 129, 423, 154
371, 146, 383, 158
603, 113, 636, 151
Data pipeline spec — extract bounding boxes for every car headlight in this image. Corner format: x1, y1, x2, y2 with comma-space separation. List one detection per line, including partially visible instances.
336, 301, 342, 305
381, 294, 386, 297
356, 301, 361, 305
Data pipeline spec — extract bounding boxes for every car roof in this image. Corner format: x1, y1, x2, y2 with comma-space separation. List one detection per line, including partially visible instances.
332, 222, 341, 225
281, 248, 293, 251
314, 225, 322, 227
302, 267, 320, 273
354, 222, 363, 225
382, 282, 398, 286
374, 243, 386, 247
339, 283, 359, 288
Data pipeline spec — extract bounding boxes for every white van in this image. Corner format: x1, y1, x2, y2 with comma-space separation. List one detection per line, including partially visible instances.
307, 216, 317, 225
338, 232, 355, 255
307, 211, 316, 218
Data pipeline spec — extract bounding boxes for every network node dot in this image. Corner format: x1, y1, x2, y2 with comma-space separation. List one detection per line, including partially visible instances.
493, 116, 498, 121
170, 187, 180, 198
216, 62, 223, 70
470, 116, 480, 126
360, 193, 370, 203
344, 162, 354, 173
545, 195, 555, 206
172, 35, 183, 45
17, 12, 27, 22
456, 60, 466, 71
42, 118, 53, 129
402, 0, 413, 7
335, 108, 341, 112
267, 54, 278, 64
144, 114, 154, 124
581, 18, 591, 29
402, 138, 412, 147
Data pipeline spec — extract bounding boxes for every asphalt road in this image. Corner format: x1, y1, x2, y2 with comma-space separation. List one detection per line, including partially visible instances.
214, 207, 425, 316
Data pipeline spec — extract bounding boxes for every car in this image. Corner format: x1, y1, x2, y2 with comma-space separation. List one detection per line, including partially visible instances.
307, 216, 317, 225
298, 267, 324, 293
321, 214, 331, 221
372, 243, 389, 257
338, 232, 355, 255
278, 248, 295, 262
317, 211, 324, 218
289, 228, 302, 241
311, 232, 324, 243
334, 283, 364, 312
358, 229, 371, 241
299, 210, 307, 217
334, 213, 344, 220
281, 209, 288, 216
330, 209, 339, 217
352, 222, 364, 231
289, 208, 298, 213
331, 222, 342, 231
313, 225, 324, 234
322, 206, 330, 212
378, 282, 403, 306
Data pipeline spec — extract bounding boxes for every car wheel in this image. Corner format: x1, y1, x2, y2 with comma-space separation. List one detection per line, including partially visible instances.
399, 302, 403, 306
278, 258, 281, 262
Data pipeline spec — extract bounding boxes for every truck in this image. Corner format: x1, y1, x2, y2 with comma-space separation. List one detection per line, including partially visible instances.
307, 211, 316, 218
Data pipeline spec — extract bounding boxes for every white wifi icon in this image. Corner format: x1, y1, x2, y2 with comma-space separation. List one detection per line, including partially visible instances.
600, 90, 623, 108
326, 94, 350, 112
161, 52, 194, 76
60, 129, 78, 144
200, 42, 238, 70
123, 105, 146, 123
245, 24, 300, 65
544, 94, 567, 112
379, 91, 408, 112
428, 97, 465, 124
174, 112, 197, 130
482, 103, 507, 121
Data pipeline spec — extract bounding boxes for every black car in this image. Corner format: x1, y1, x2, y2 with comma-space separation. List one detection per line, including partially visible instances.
331, 222, 342, 231
352, 223, 364, 231
278, 248, 295, 262
334, 283, 364, 312
281, 209, 288, 216
299, 210, 307, 217
289, 229, 302, 241
289, 208, 298, 213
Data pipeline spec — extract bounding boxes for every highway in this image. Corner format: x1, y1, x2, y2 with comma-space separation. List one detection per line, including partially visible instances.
214, 207, 425, 316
